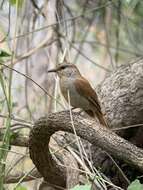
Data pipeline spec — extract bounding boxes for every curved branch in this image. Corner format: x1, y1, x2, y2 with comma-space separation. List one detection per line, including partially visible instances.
29, 111, 143, 188
29, 60, 143, 188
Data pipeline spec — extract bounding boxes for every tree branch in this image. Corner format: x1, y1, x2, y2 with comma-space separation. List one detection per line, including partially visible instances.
29, 111, 143, 188
29, 60, 143, 188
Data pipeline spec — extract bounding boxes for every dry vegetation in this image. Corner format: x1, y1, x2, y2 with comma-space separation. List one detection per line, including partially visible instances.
0, 0, 143, 189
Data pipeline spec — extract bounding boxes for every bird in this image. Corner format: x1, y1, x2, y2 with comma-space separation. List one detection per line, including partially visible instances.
48, 64, 108, 127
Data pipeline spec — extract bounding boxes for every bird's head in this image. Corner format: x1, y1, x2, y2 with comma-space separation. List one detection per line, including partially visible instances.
48, 64, 81, 78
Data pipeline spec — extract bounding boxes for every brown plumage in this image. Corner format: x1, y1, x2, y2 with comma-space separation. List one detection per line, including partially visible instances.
48, 64, 108, 127
74, 78, 108, 127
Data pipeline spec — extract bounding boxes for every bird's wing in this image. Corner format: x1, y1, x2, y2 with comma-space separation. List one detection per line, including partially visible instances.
74, 77, 102, 114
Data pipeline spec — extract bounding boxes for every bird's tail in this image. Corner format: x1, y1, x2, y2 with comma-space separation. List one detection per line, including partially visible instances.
98, 114, 109, 128
85, 110, 109, 128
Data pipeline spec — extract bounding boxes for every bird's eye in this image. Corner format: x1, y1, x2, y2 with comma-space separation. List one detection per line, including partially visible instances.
60, 65, 66, 70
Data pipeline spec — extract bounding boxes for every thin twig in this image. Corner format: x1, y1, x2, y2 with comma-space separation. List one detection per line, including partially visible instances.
105, 152, 130, 185
112, 123, 143, 131
14, 167, 35, 189
4, 38, 58, 67
0, 113, 32, 124
0, 62, 64, 108
1, 1, 113, 43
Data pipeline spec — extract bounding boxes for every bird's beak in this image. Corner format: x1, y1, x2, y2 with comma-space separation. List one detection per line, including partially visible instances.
47, 68, 58, 73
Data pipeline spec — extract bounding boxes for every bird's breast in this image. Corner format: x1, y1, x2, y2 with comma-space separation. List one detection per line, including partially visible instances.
59, 77, 90, 109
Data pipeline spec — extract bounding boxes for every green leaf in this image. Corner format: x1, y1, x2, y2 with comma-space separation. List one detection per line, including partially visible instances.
127, 179, 143, 190
0, 50, 11, 63
10, 131, 19, 143
9, 0, 24, 8
0, 50, 11, 57
0, 26, 11, 56
15, 185, 27, 190
70, 184, 92, 190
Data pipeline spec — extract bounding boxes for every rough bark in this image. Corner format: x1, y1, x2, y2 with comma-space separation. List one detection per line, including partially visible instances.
29, 60, 143, 189
98, 59, 143, 129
